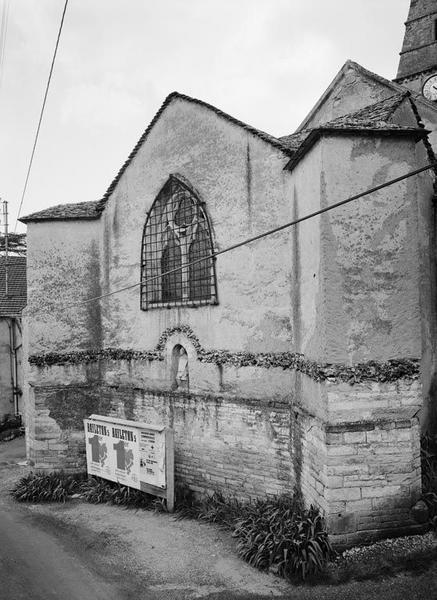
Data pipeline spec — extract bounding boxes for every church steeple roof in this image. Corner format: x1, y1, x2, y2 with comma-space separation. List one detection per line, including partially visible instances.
396, 0, 437, 81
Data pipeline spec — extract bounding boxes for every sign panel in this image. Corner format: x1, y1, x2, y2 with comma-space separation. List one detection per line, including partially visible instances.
84, 415, 168, 490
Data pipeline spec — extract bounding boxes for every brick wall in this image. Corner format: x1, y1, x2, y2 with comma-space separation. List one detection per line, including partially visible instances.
30, 383, 296, 500
27, 369, 425, 546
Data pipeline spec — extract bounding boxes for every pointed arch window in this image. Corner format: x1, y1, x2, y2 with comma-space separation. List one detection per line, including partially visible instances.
141, 176, 218, 309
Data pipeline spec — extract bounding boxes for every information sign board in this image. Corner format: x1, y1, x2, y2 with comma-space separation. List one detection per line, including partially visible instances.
84, 415, 174, 510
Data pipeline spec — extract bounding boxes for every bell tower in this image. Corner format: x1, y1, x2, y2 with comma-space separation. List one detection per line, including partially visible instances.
395, 0, 437, 98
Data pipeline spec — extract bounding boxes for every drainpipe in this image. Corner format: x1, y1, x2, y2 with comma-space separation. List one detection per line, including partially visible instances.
12, 318, 20, 415
7, 317, 20, 415
7, 318, 15, 413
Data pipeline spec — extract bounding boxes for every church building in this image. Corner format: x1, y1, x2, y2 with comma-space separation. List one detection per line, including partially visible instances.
21, 0, 437, 545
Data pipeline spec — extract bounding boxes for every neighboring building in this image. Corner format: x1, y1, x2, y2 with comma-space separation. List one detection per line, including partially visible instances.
20, 0, 437, 544
0, 256, 27, 420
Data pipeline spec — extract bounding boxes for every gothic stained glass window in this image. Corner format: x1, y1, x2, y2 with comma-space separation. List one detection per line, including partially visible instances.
141, 176, 218, 309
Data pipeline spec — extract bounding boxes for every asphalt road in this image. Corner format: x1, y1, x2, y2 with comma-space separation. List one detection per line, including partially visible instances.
0, 507, 129, 600
1, 438, 437, 600
0, 438, 139, 600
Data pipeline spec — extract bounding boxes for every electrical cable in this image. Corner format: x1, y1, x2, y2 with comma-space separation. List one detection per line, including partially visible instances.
14, 0, 69, 231
0, 0, 10, 92
54, 161, 436, 311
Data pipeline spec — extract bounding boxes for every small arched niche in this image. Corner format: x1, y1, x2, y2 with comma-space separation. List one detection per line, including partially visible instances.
171, 344, 189, 391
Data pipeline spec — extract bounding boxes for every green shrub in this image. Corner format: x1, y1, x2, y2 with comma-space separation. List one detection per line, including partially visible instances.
12, 471, 86, 503
12, 472, 160, 509
175, 488, 243, 527
232, 496, 333, 580
79, 476, 156, 509
176, 489, 333, 580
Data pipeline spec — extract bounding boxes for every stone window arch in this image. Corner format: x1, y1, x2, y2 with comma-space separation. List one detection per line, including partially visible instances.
141, 175, 218, 309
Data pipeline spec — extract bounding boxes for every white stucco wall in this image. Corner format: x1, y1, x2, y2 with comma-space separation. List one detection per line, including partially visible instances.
26, 220, 101, 354
320, 134, 426, 363
100, 98, 295, 356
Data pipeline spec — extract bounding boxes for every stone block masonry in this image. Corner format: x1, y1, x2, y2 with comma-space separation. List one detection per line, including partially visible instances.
28, 382, 296, 500
324, 379, 424, 546
26, 365, 425, 546
325, 418, 422, 545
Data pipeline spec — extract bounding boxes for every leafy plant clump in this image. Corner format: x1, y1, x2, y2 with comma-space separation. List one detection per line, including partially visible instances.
79, 476, 157, 509
421, 433, 437, 531
12, 471, 160, 510
175, 487, 243, 527
176, 489, 333, 580
12, 471, 86, 503
233, 497, 333, 581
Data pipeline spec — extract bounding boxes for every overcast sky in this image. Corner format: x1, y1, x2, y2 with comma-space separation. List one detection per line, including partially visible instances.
0, 0, 411, 232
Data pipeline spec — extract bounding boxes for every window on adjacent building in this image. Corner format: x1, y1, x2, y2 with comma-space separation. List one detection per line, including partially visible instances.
141, 175, 218, 309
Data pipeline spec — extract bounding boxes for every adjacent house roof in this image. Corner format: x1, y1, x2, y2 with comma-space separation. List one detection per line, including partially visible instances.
0, 256, 27, 317
20, 199, 106, 223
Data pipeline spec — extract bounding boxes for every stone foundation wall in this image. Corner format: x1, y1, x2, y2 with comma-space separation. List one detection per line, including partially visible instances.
27, 367, 425, 546
29, 383, 296, 500
324, 379, 424, 545
325, 418, 422, 545
124, 387, 295, 499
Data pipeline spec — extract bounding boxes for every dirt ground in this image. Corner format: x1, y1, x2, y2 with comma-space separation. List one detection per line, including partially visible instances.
1, 437, 437, 600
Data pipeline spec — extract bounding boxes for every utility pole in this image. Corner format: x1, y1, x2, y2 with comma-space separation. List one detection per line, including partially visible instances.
2, 199, 8, 296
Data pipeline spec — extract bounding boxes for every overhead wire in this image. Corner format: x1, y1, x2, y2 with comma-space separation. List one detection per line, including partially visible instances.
14, 0, 69, 231
54, 161, 436, 312
0, 0, 10, 91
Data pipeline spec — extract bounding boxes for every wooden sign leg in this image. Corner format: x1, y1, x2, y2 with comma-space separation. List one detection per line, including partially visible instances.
165, 429, 175, 512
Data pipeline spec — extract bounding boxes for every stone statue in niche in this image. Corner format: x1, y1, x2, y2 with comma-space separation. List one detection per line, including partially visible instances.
171, 346, 189, 390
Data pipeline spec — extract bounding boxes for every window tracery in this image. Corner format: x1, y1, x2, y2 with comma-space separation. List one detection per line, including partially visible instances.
141, 176, 217, 309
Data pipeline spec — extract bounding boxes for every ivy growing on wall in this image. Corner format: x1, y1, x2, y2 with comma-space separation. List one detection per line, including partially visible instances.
29, 324, 420, 384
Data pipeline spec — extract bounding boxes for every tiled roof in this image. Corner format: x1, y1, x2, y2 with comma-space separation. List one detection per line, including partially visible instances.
99, 92, 295, 207
21, 92, 295, 223
18, 91, 430, 222
280, 94, 412, 154
0, 256, 27, 317
282, 94, 429, 172
321, 93, 410, 130
298, 60, 437, 132
279, 129, 313, 152
20, 199, 105, 223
